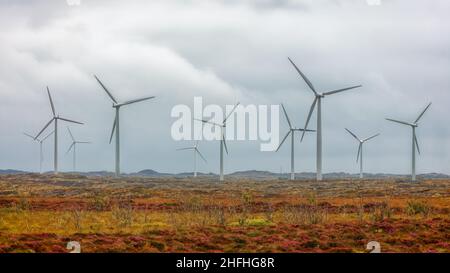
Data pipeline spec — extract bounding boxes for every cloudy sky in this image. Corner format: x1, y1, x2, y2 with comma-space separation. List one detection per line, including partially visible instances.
0, 0, 449, 175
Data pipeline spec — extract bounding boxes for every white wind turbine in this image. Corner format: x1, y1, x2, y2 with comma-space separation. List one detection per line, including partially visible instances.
66, 127, 91, 173
94, 75, 155, 177
196, 103, 240, 181
345, 128, 380, 179
276, 104, 315, 180
24, 131, 54, 174
288, 57, 362, 181
34, 87, 83, 174
386, 103, 431, 182
177, 141, 207, 177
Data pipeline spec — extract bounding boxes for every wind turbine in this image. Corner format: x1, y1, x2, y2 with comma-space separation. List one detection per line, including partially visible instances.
276, 104, 315, 180
345, 128, 380, 179
24, 131, 54, 174
94, 75, 155, 177
196, 103, 240, 181
66, 127, 90, 173
177, 141, 207, 177
288, 57, 362, 181
34, 87, 83, 174
386, 103, 431, 182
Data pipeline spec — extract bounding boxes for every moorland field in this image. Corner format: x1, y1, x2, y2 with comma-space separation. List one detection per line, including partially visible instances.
0, 174, 448, 253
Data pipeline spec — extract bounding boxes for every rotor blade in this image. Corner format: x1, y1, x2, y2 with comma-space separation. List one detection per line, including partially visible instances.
58, 117, 83, 125
23, 132, 36, 140
415, 102, 432, 123
94, 75, 118, 104
66, 142, 75, 154
222, 134, 228, 155
385, 118, 414, 127
363, 133, 380, 142
356, 143, 362, 163
67, 127, 75, 142
77, 141, 91, 144
34, 118, 54, 140
195, 148, 207, 163
294, 128, 316, 132
276, 131, 291, 152
109, 116, 117, 144
281, 104, 292, 129
414, 134, 421, 155
301, 97, 317, 141
323, 85, 362, 96
41, 130, 54, 142
345, 128, 360, 142
47, 86, 56, 117
176, 147, 194, 151
287, 57, 317, 94
116, 96, 155, 107
223, 102, 240, 124
194, 118, 222, 128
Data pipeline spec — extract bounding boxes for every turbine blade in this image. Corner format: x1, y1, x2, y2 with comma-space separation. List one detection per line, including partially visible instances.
356, 143, 362, 163
196, 148, 207, 163
295, 128, 316, 132
109, 116, 117, 144
415, 102, 432, 123
116, 96, 155, 107
23, 132, 36, 140
194, 118, 222, 128
323, 85, 362, 96
58, 117, 83, 125
176, 147, 194, 151
287, 57, 317, 94
66, 142, 75, 154
415, 134, 421, 155
345, 128, 360, 142
223, 102, 240, 124
47, 86, 56, 117
276, 131, 291, 152
42, 130, 54, 142
385, 118, 414, 127
67, 127, 75, 142
77, 141, 91, 144
301, 97, 317, 141
94, 75, 118, 104
363, 133, 380, 142
222, 135, 228, 155
281, 104, 292, 129
34, 118, 54, 140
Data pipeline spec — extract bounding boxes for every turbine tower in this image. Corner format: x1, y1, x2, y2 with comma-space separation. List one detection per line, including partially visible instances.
94, 75, 155, 177
344, 128, 380, 179
24, 131, 54, 174
386, 103, 431, 182
196, 103, 240, 181
34, 87, 83, 174
66, 127, 91, 173
288, 57, 362, 181
177, 141, 207, 177
276, 104, 315, 180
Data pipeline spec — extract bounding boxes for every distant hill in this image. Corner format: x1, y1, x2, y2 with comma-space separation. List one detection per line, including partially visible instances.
0, 169, 449, 179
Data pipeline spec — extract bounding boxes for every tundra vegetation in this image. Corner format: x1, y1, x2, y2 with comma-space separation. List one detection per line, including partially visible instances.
0, 174, 448, 253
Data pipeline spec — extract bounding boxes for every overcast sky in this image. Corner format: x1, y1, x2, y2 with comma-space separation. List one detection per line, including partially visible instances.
0, 0, 449, 175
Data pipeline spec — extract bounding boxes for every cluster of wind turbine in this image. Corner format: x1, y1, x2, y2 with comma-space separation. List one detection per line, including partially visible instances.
24, 131, 54, 174
276, 104, 315, 180
386, 103, 431, 181
196, 103, 240, 181
94, 75, 156, 177
177, 141, 207, 177
288, 57, 362, 181
66, 127, 91, 173
345, 128, 380, 179
34, 87, 83, 174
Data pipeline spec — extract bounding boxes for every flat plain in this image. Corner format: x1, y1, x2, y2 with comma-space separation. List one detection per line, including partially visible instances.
0, 174, 448, 253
